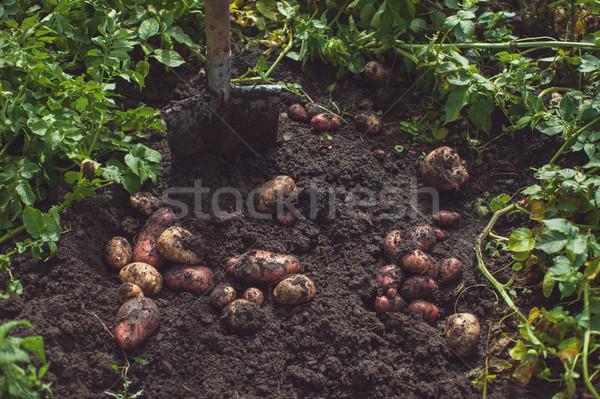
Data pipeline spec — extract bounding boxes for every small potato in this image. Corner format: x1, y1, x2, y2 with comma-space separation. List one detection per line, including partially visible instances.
363, 61, 393, 87
276, 210, 295, 226
410, 225, 436, 252
163, 266, 214, 295
382, 230, 403, 263
243, 288, 264, 306
254, 175, 297, 214
227, 250, 301, 284
446, 313, 481, 356
438, 257, 462, 284
376, 265, 404, 291
157, 226, 203, 265
80, 159, 99, 180
104, 237, 132, 270
133, 207, 176, 268
400, 250, 439, 278
221, 299, 265, 335
114, 297, 160, 350
355, 112, 382, 135
288, 104, 307, 121
129, 192, 162, 217
433, 210, 461, 228
209, 285, 236, 309
273, 274, 316, 305
400, 275, 438, 301
433, 228, 445, 241
374, 295, 406, 313
409, 299, 439, 323
117, 282, 144, 304
420, 147, 469, 191
310, 113, 341, 131
119, 262, 163, 296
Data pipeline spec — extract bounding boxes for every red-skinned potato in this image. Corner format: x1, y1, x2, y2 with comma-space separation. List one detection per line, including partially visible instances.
355, 112, 382, 135
434, 228, 445, 241
129, 192, 162, 217
288, 104, 307, 121
119, 262, 163, 296
433, 210, 461, 228
243, 288, 264, 306
363, 61, 393, 87
420, 147, 469, 191
221, 299, 265, 335
376, 265, 404, 291
227, 250, 301, 284
400, 249, 439, 278
209, 285, 236, 309
133, 207, 175, 268
114, 297, 160, 350
409, 299, 439, 323
310, 113, 341, 131
400, 275, 438, 301
117, 282, 144, 304
273, 274, 316, 305
276, 210, 295, 226
410, 225, 437, 252
163, 265, 214, 295
255, 175, 297, 214
382, 230, 402, 263
157, 226, 203, 265
104, 237, 132, 270
374, 295, 406, 313
438, 258, 462, 284
446, 313, 481, 356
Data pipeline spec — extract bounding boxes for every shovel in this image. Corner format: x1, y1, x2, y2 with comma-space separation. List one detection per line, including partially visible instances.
163, 0, 281, 159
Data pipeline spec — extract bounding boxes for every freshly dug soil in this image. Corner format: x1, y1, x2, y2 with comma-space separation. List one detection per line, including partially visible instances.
0, 50, 579, 399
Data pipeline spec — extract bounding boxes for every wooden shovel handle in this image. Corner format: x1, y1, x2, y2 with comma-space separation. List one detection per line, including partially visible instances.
205, 0, 231, 61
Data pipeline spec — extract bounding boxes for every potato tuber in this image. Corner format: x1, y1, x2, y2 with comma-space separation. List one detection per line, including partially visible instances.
363, 61, 393, 87
227, 250, 301, 284
288, 104, 307, 122
410, 225, 437, 252
420, 147, 469, 191
254, 175, 297, 214
242, 288, 264, 306
119, 262, 163, 296
163, 265, 214, 295
156, 226, 203, 265
409, 299, 439, 323
400, 275, 438, 301
432, 210, 461, 228
114, 297, 160, 350
133, 207, 175, 268
438, 258, 462, 285
104, 237, 132, 271
310, 113, 341, 131
209, 285, 236, 309
117, 282, 144, 304
355, 112, 382, 135
273, 274, 316, 305
446, 313, 481, 356
221, 299, 265, 335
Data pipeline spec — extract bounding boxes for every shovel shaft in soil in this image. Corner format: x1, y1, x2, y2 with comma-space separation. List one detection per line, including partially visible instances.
205, 0, 231, 104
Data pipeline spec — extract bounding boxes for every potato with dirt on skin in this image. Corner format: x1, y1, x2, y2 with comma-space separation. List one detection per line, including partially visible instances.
157, 226, 203, 265
273, 274, 316, 305
420, 146, 469, 191
433, 210, 461, 228
119, 262, 163, 296
133, 207, 176, 269
410, 225, 437, 252
400, 275, 438, 301
310, 113, 341, 131
355, 112, 382, 135
227, 250, 301, 284
209, 285, 236, 309
104, 237, 132, 270
438, 258, 462, 285
163, 265, 214, 295
382, 230, 403, 263
221, 299, 265, 335
400, 249, 439, 278
243, 288, 264, 306
376, 265, 404, 291
114, 297, 160, 350
446, 313, 481, 356
287, 104, 307, 122
374, 295, 406, 313
254, 175, 297, 214
129, 192, 162, 217
117, 282, 144, 304
409, 299, 439, 323
363, 61, 393, 87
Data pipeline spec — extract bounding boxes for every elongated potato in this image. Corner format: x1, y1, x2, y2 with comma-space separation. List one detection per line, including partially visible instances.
221, 299, 265, 335
227, 250, 301, 284
210, 285, 237, 309
157, 226, 203, 265
420, 147, 469, 191
114, 297, 160, 350
255, 176, 297, 214
133, 207, 175, 268
438, 257, 462, 284
104, 237, 132, 270
409, 299, 439, 323
400, 275, 438, 301
273, 274, 316, 305
400, 249, 439, 278
446, 313, 480, 356
163, 265, 213, 295
119, 262, 163, 296
117, 282, 144, 304
129, 192, 162, 216
433, 210, 461, 227
410, 225, 436, 252
382, 230, 403, 263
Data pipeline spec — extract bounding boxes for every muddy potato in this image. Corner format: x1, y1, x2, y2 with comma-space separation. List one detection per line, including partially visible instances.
374, 295, 407, 313
221, 299, 265, 335
409, 299, 439, 323
438, 257, 462, 285
446, 313, 481, 356
114, 297, 160, 350
310, 113, 341, 131
133, 207, 176, 268
432, 210, 461, 228
420, 147, 469, 191
157, 226, 203, 265
355, 112, 382, 135
209, 285, 236, 309
129, 192, 162, 216
410, 225, 436, 252
117, 282, 144, 304
363, 60, 393, 87
376, 265, 404, 291
119, 262, 163, 296
254, 175, 297, 214
163, 265, 214, 295
273, 274, 316, 305
227, 250, 301, 284
288, 104, 307, 121
382, 230, 403, 263
243, 288, 264, 306
400, 249, 439, 278
433, 228, 445, 241
276, 210, 295, 226
400, 275, 438, 301
80, 159, 99, 180
104, 237, 132, 270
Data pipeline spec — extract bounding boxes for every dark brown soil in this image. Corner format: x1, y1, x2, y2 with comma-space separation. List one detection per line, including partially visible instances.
0, 49, 586, 399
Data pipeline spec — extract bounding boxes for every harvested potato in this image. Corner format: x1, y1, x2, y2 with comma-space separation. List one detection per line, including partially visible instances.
374, 295, 406, 313
288, 104, 307, 121
227, 250, 301, 284
433, 210, 461, 227
420, 147, 469, 191
114, 297, 160, 350
276, 210, 295, 226
376, 265, 403, 291
400, 249, 439, 278
355, 112, 382, 135
119, 262, 163, 296
446, 313, 481, 356
129, 192, 162, 217
243, 288, 264, 306
363, 61, 393, 86
80, 159, 99, 180
438, 258, 462, 284
409, 299, 439, 323
433, 228, 445, 241
400, 275, 438, 301
209, 285, 236, 309
310, 113, 341, 131
117, 282, 144, 304
254, 175, 297, 214
386, 288, 398, 298
221, 299, 265, 335
104, 237, 132, 270
133, 207, 176, 268
157, 226, 203, 265
163, 266, 214, 295
273, 274, 316, 305
382, 230, 403, 263
410, 225, 437, 252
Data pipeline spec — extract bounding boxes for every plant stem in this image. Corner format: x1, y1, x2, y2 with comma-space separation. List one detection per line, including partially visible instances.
395, 40, 600, 51
549, 115, 600, 164
327, 0, 351, 28
0, 226, 26, 246
582, 281, 600, 399
537, 87, 576, 98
